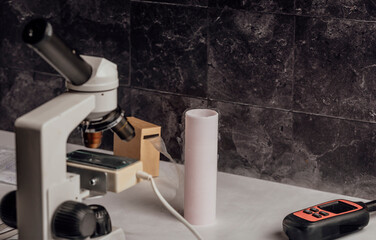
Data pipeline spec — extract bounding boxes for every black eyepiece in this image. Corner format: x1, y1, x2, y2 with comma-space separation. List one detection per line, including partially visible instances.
22, 18, 92, 86
22, 18, 49, 45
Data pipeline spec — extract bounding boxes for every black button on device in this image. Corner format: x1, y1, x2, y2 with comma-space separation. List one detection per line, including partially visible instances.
319, 211, 329, 216
303, 209, 312, 214
310, 208, 319, 212
313, 213, 322, 218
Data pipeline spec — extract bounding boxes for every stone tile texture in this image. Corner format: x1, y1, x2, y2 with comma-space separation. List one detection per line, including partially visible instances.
138, 0, 207, 7
294, 16, 376, 122
293, 113, 376, 199
208, 0, 294, 14
208, 101, 294, 180
131, 2, 207, 97
296, 0, 376, 20
208, 8, 294, 109
0, 68, 65, 131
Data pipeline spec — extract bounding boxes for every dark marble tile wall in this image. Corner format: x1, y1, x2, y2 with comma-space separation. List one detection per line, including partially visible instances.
208, 101, 294, 179
131, 2, 207, 97
208, 0, 294, 14
295, 0, 376, 20
294, 16, 376, 121
136, 0, 208, 7
0, 68, 65, 131
208, 8, 294, 108
2, 0, 376, 199
293, 113, 376, 197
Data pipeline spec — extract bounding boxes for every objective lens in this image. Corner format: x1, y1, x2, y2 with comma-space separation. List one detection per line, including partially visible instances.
83, 132, 103, 149
111, 116, 135, 142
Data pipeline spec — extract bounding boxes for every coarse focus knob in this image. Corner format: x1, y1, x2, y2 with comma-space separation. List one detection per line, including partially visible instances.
52, 201, 96, 239
0, 191, 17, 228
89, 204, 112, 237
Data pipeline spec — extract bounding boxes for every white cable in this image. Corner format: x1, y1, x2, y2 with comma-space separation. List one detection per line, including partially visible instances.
146, 136, 182, 189
136, 171, 203, 240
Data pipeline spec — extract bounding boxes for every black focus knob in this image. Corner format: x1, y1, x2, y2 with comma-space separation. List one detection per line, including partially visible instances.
0, 190, 17, 228
89, 204, 112, 238
52, 201, 96, 239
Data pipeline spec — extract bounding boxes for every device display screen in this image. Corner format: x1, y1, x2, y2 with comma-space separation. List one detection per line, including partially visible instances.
318, 201, 357, 214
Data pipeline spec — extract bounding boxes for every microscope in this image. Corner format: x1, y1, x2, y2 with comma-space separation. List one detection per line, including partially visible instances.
0, 19, 135, 239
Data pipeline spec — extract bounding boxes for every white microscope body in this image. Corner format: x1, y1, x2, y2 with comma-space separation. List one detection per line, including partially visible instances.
0, 18, 134, 240
15, 56, 125, 240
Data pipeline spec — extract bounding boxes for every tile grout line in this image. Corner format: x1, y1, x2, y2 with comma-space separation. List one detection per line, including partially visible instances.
130, 0, 208, 9
120, 85, 376, 125
131, 0, 376, 24
291, 13, 296, 123
206, 3, 209, 109
129, 0, 133, 87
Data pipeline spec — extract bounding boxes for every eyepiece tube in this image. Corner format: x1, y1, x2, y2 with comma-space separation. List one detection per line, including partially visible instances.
22, 18, 92, 86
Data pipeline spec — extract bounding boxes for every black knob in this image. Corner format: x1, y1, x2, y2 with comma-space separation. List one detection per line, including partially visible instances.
52, 201, 96, 239
0, 191, 17, 228
89, 205, 112, 238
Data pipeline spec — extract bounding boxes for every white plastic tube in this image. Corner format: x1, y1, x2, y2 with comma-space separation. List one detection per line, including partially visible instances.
184, 109, 218, 225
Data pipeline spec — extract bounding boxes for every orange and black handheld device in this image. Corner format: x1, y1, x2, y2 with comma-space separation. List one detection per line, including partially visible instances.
283, 199, 376, 240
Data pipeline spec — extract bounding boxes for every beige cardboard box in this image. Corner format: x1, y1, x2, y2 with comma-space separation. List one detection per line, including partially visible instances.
114, 117, 161, 177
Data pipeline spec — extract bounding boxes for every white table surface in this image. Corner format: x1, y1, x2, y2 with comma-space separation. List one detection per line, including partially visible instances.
1, 130, 376, 240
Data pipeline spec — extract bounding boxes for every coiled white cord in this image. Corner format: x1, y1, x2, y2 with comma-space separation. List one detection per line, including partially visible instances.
136, 171, 203, 240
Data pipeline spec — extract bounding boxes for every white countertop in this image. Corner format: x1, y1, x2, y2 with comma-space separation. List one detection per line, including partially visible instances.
1, 130, 376, 240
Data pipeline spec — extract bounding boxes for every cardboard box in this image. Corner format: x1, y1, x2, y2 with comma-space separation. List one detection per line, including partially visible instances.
114, 117, 161, 177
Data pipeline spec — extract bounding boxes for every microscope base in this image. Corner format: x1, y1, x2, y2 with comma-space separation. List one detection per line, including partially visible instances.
91, 227, 125, 240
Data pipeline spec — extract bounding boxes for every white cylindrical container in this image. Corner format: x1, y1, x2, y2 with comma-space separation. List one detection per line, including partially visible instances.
184, 109, 218, 225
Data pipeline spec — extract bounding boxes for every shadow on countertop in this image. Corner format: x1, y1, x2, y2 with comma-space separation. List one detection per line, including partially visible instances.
271, 231, 289, 240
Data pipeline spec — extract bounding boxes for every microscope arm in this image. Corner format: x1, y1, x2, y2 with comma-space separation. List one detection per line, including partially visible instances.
15, 93, 95, 239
